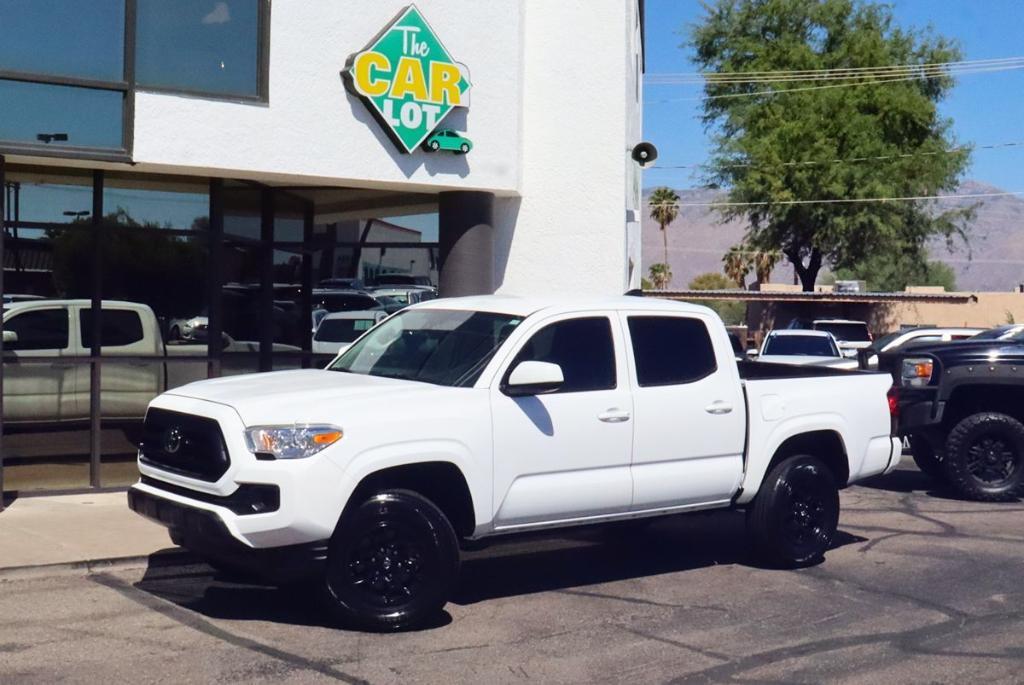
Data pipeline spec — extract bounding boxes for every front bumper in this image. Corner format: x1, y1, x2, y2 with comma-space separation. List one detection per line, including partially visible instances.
128, 487, 327, 583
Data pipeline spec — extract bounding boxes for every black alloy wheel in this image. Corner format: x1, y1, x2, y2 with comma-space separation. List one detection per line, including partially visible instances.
323, 489, 459, 631
748, 454, 840, 568
944, 412, 1024, 501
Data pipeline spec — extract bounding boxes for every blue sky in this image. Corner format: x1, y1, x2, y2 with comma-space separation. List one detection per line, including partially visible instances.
643, 0, 1024, 192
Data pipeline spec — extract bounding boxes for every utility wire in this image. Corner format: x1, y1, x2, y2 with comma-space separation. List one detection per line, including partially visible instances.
646, 56, 1024, 85
647, 65, 1024, 104
648, 140, 1024, 171
644, 190, 1024, 208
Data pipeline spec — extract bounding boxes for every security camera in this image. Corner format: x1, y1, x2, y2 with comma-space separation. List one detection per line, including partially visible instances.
631, 142, 658, 166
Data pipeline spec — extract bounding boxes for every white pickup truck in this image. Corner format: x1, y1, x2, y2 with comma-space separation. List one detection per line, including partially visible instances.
128, 296, 900, 630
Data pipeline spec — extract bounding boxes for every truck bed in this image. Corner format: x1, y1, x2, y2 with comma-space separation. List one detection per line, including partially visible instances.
737, 359, 863, 379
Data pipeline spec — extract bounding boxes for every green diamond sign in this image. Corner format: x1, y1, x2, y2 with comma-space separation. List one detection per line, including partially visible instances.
343, 5, 472, 153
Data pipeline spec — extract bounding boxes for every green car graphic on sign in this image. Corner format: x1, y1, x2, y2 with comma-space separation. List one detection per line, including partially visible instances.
422, 129, 472, 154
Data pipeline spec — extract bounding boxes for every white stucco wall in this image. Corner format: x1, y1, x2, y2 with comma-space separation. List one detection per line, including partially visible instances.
132, 0, 524, 193
494, 0, 642, 295
131, 0, 643, 296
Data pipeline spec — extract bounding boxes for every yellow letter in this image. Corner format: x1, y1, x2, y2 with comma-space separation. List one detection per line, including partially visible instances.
429, 61, 462, 105
389, 56, 428, 101
353, 52, 390, 97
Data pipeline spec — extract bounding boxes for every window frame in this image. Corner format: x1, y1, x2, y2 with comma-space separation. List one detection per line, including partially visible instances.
133, 0, 271, 104
500, 314, 619, 395
625, 313, 719, 388
0, 0, 272, 162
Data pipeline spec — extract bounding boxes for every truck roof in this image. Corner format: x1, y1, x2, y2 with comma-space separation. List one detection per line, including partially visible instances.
2, 299, 152, 312
413, 295, 716, 318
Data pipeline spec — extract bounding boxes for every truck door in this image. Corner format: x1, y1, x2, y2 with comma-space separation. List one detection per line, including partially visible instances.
77, 306, 160, 419
2, 305, 76, 422
620, 313, 746, 509
490, 314, 634, 528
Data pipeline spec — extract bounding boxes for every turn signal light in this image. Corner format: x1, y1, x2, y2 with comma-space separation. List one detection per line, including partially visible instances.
900, 358, 934, 387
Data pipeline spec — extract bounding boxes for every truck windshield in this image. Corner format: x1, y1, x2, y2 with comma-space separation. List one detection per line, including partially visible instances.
765, 335, 838, 357
329, 309, 523, 386
814, 322, 871, 342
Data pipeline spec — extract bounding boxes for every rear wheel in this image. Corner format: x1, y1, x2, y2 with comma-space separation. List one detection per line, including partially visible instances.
748, 454, 839, 568
908, 434, 944, 480
944, 412, 1024, 501
323, 489, 459, 631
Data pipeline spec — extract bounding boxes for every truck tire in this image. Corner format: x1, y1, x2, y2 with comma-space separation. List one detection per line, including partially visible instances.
943, 412, 1024, 502
747, 454, 839, 568
908, 434, 944, 480
323, 489, 460, 631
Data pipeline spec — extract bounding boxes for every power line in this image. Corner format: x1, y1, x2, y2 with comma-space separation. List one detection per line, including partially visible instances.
645, 190, 1024, 208
647, 56, 1024, 85
648, 140, 1024, 171
646, 65, 1024, 104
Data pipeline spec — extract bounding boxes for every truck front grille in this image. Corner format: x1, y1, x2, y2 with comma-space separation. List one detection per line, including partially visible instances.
139, 408, 230, 482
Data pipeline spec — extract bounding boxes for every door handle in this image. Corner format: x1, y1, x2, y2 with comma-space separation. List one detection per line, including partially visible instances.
705, 401, 733, 415
598, 409, 631, 423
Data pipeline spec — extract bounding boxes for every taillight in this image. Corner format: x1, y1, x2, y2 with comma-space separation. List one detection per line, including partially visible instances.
887, 385, 899, 417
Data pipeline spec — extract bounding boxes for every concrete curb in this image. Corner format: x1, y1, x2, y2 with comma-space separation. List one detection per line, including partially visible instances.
0, 550, 201, 581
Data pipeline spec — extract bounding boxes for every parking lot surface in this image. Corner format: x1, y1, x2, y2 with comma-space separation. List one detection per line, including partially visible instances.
2, 463, 1024, 684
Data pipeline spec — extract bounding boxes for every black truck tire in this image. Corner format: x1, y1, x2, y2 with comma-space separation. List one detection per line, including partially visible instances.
908, 434, 944, 480
944, 412, 1024, 502
323, 489, 460, 631
748, 454, 840, 568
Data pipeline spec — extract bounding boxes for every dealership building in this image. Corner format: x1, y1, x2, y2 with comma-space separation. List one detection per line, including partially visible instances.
0, 1, 645, 495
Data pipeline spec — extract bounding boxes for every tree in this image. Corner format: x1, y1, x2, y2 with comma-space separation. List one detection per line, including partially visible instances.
833, 250, 958, 292
753, 248, 782, 285
722, 245, 752, 288
692, 0, 972, 291
649, 187, 680, 266
648, 262, 673, 290
688, 272, 746, 324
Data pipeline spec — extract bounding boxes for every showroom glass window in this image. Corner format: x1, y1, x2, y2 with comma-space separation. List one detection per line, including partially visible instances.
135, 0, 265, 98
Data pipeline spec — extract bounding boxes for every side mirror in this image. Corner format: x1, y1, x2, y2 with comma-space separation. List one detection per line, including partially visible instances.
746, 348, 759, 358
504, 361, 564, 397
3, 330, 18, 344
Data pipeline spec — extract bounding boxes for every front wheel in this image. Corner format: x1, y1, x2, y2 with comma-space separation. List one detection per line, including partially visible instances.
944, 412, 1024, 501
459, 143, 469, 153
747, 454, 839, 568
323, 489, 459, 631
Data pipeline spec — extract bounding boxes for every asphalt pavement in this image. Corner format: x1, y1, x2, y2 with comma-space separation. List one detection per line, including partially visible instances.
3, 464, 1024, 684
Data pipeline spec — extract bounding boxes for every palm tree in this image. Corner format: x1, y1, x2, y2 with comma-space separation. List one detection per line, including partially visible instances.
649, 187, 680, 266
722, 245, 751, 288
648, 263, 672, 290
753, 248, 781, 286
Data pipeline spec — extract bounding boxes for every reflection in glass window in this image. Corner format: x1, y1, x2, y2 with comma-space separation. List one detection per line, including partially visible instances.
4, 166, 95, 224
4, 308, 69, 351
0, 80, 124, 150
136, 0, 261, 97
0, 0, 125, 81
103, 174, 210, 231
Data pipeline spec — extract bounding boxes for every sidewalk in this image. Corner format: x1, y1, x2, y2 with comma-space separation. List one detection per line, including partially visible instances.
0, 491, 177, 573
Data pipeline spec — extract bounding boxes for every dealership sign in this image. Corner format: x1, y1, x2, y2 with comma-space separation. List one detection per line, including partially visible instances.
344, 5, 471, 153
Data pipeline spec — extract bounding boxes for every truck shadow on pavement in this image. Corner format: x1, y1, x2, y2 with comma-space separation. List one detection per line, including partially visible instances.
856, 466, 1014, 502
130, 509, 863, 629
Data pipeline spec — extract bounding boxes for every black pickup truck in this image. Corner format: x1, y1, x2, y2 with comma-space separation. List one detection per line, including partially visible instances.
879, 329, 1024, 501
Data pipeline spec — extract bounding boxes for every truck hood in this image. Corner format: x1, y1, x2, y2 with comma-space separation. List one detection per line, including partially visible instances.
165, 369, 441, 425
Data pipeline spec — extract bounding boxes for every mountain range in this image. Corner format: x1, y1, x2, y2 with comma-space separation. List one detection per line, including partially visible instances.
641, 180, 1024, 292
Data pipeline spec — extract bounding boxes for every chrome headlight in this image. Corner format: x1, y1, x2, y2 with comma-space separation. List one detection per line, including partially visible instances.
900, 358, 934, 387
244, 424, 343, 459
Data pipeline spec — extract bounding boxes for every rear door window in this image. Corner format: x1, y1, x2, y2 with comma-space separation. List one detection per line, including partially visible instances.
80, 309, 145, 347
628, 316, 717, 386
5, 308, 69, 351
